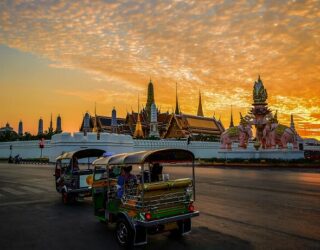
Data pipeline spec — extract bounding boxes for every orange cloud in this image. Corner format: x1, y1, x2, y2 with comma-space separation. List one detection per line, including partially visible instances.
0, 0, 319, 139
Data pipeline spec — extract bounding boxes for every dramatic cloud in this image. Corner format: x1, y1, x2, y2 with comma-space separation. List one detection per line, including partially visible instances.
0, 0, 319, 138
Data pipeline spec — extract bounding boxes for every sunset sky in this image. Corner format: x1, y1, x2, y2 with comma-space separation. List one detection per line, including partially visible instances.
0, 0, 319, 139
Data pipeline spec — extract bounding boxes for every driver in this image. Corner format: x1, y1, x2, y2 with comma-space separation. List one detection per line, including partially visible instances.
151, 163, 163, 182
72, 157, 79, 171
116, 166, 136, 198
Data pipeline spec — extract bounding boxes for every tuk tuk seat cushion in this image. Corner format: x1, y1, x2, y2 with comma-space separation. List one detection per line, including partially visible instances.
139, 178, 192, 192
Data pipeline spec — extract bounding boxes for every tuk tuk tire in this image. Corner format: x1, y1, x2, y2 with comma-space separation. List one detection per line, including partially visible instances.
170, 218, 191, 238
62, 192, 72, 205
115, 218, 134, 248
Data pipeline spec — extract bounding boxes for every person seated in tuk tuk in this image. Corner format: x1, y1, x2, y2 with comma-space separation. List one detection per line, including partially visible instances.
150, 163, 163, 182
116, 166, 136, 198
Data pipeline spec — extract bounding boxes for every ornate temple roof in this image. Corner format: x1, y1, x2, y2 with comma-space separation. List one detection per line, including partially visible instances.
79, 115, 126, 132
163, 113, 224, 139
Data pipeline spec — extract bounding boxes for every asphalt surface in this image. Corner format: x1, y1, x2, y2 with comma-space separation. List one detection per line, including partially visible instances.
0, 163, 319, 250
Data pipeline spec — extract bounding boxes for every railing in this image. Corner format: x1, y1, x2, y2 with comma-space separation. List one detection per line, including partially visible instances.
121, 185, 192, 210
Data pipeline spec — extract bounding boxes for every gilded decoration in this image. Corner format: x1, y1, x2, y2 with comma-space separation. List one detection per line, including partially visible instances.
253, 75, 268, 104
275, 124, 287, 137
228, 126, 240, 137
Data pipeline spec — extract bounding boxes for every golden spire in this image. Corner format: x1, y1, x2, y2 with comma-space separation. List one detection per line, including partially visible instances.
229, 105, 234, 128
175, 82, 180, 115
134, 94, 144, 138
197, 90, 204, 117
93, 102, 98, 132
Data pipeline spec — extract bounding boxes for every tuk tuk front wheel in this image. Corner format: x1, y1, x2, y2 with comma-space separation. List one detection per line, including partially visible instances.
62, 192, 74, 205
62, 192, 68, 204
115, 218, 134, 247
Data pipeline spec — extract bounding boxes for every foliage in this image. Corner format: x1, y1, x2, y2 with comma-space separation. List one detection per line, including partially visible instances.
0, 131, 19, 142
0, 130, 59, 142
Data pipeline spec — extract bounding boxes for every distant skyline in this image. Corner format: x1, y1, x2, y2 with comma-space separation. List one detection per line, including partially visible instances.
0, 0, 319, 139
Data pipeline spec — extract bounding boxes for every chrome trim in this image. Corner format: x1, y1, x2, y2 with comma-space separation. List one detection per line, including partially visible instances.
135, 211, 199, 227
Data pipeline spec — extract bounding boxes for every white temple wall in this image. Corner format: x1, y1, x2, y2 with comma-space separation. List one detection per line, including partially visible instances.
0, 132, 311, 162
0, 132, 221, 162
0, 140, 51, 159
48, 132, 134, 162
133, 140, 221, 159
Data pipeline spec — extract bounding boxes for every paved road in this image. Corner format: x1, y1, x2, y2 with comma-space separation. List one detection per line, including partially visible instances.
0, 163, 319, 250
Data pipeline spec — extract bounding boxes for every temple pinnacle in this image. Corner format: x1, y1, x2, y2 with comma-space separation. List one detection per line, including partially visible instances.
197, 90, 204, 117
229, 105, 234, 128
175, 82, 180, 115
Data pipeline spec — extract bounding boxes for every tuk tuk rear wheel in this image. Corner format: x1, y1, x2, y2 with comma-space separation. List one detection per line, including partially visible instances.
170, 218, 191, 238
62, 192, 68, 204
62, 192, 74, 205
115, 218, 134, 247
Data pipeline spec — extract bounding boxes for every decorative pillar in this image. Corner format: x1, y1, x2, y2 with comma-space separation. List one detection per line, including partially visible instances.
149, 103, 160, 138
111, 107, 117, 133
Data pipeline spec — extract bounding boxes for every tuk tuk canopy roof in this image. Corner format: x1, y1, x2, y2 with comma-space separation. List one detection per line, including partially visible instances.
92, 148, 194, 166
56, 148, 106, 160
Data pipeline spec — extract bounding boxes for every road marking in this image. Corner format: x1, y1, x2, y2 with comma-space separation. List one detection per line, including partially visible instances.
19, 186, 44, 194
0, 187, 26, 195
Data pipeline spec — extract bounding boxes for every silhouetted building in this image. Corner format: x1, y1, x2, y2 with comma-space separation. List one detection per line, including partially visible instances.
18, 120, 23, 136
0, 122, 14, 133
48, 114, 53, 133
56, 115, 62, 133
38, 118, 43, 135
111, 107, 117, 133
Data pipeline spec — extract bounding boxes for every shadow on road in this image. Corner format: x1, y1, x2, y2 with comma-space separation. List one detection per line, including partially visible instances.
141, 226, 252, 250
0, 194, 253, 250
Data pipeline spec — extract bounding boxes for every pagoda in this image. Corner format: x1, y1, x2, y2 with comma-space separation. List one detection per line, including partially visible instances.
145, 79, 155, 120
133, 96, 144, 138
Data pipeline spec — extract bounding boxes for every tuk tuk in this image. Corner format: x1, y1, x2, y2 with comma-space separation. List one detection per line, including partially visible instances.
92, 148, 199, 247
55, 148, 106, 204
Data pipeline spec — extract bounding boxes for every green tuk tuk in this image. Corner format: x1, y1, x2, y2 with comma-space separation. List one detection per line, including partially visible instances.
92, 148, 199, 247
55, 148, 105, 204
